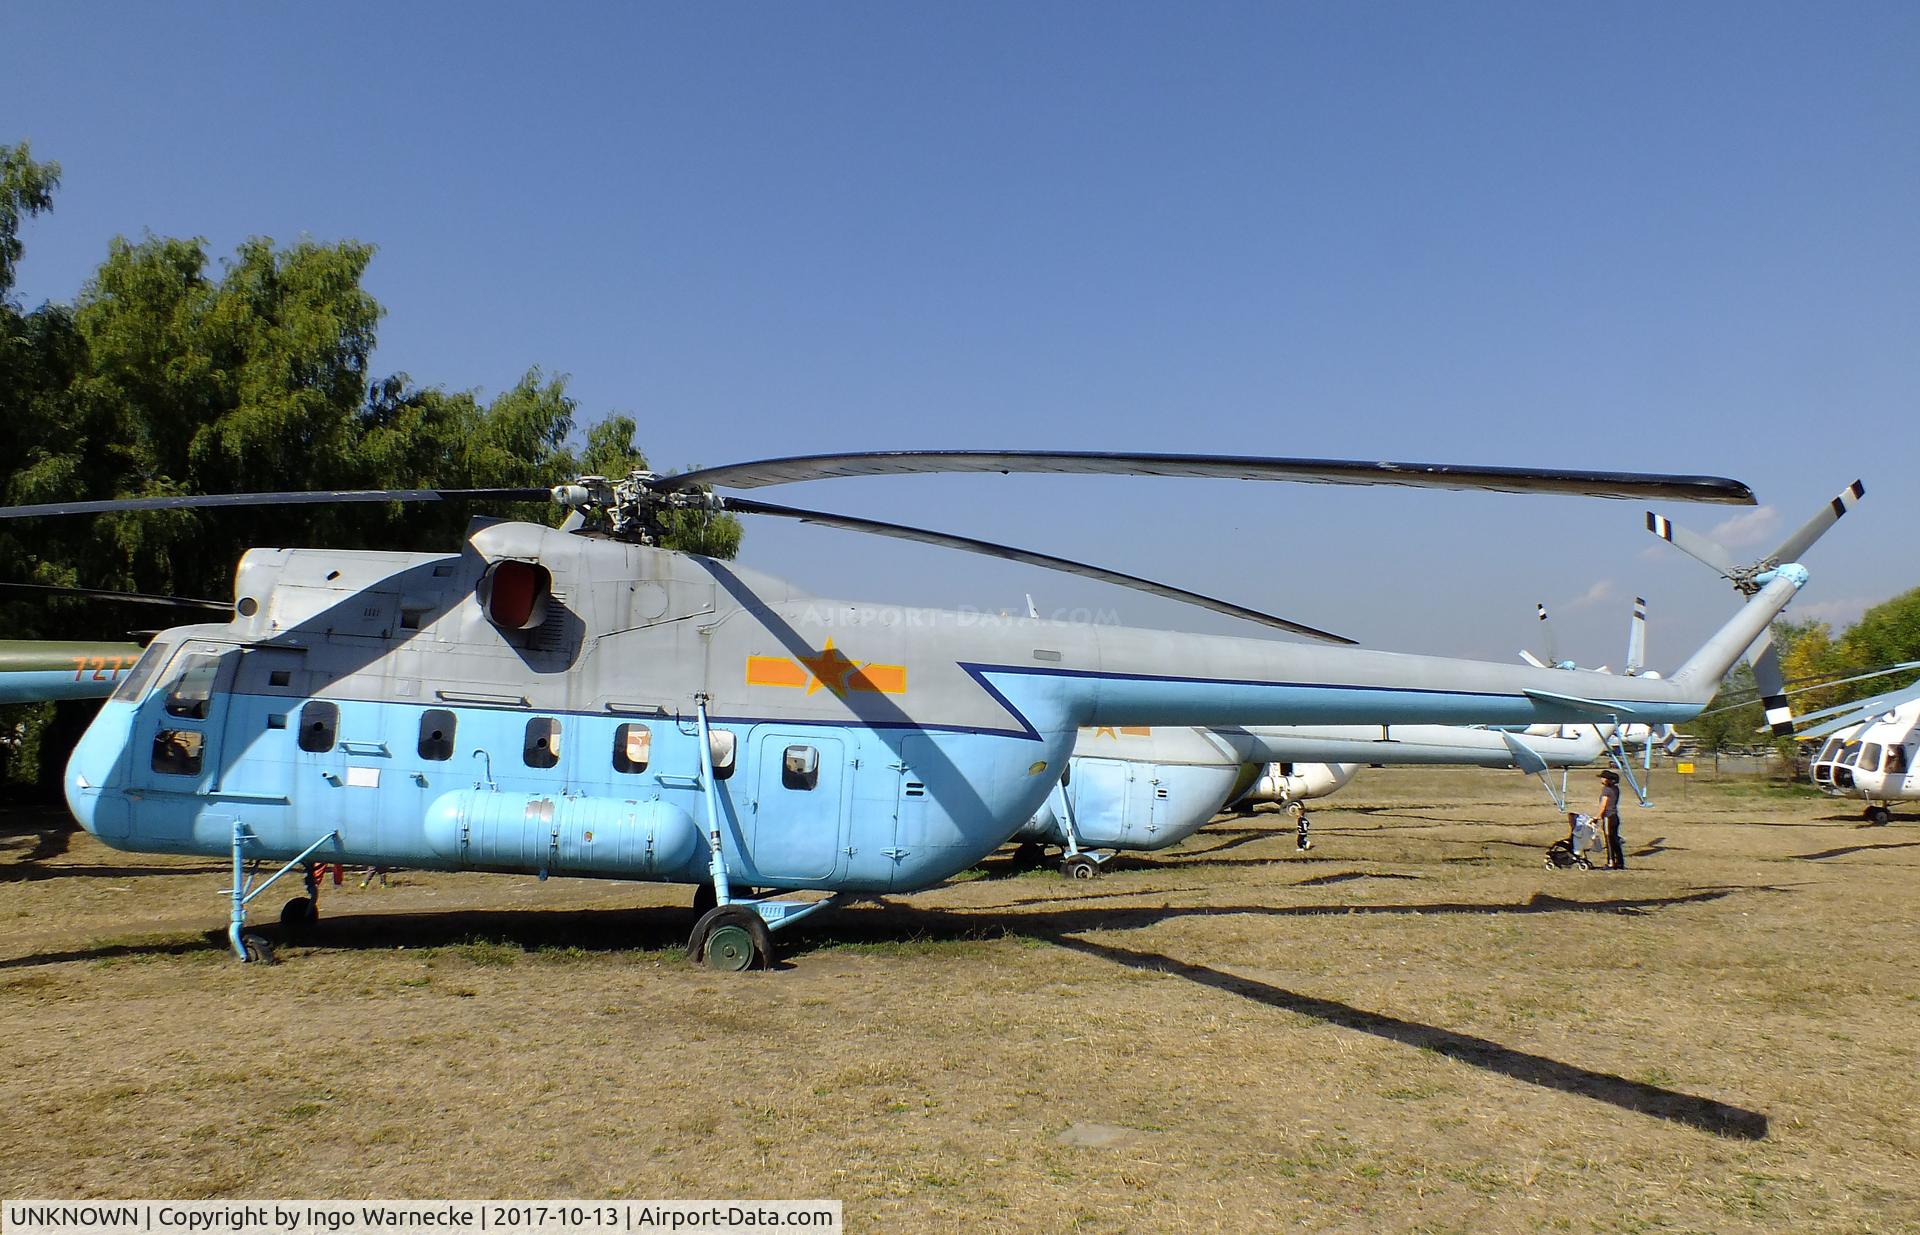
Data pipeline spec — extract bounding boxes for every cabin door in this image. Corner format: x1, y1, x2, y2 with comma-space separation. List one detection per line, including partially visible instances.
747, 730, 848, 882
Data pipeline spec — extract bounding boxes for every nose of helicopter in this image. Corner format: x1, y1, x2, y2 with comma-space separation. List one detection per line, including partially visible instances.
63, 702, 132, 839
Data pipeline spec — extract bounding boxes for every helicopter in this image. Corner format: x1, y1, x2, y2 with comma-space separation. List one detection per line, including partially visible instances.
0, 584, 229, 702
1801, 674, 1920, 825
0, 639, 146, 703
6, 451, 1809, 970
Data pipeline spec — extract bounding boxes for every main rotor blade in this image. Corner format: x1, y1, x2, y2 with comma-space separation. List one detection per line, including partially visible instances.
0, 582, 230, 612
665, 452, 1756, 504
722, 497, 1356, 643
1771, 479, 1864, 566
0, 488, 553, 520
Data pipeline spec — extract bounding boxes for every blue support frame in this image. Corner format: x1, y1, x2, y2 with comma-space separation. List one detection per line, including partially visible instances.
226, 821, 340, 961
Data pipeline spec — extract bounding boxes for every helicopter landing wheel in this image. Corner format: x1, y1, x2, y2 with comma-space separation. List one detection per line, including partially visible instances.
279, 896, 318, 937
1867, 805, 1892, 826
689, 905, 772, 972
240, 932, 277, 965
1062, 854, 1100, 880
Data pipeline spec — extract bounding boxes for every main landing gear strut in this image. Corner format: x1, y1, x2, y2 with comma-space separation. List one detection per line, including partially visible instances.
226, 821, 340, 964
684, 694, 846, 971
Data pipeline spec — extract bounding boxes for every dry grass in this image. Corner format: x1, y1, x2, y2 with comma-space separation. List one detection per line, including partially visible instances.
2, 766, 1917, 1233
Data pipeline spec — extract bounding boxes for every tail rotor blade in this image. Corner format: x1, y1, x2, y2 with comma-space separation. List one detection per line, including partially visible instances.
1771, 479, 1864, 566
1748, 632, 1796, 736
1625, 596, 1647, 676
1536, 602, 1559, 667
1644, 512, 1739, 577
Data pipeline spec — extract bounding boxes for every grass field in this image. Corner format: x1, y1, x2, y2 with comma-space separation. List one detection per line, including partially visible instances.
2, 765, 1916, 1233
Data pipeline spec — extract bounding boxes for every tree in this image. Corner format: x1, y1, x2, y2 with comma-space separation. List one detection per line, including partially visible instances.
0, 141, 742, 788
1837, 588, 1920, 677
0, 142, 59, 301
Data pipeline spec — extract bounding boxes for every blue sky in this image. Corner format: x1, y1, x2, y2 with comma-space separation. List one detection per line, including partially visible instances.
5, 3, 1916, 667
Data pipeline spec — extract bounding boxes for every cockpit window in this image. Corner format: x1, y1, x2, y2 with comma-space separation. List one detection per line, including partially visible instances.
151, 729, 204, 776
112, 641, 172, 704
163, 654, 222, 719
1816, 738, 1842, 763
1859, 743, 1882, 773
1838, 740, 1863, 767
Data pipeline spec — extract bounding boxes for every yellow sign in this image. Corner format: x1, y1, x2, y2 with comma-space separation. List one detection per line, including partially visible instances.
1676, 761, 1696, 775
746, 639, 907, 697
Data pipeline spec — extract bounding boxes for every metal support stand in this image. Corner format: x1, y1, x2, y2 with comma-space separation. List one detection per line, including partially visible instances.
226, 821, 340, 961
1533, 768, 1570, 813
693, 693, 733, 907
1606, 737, 1653, 807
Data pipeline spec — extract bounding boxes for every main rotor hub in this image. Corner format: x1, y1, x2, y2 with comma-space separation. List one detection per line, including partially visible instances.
550, 470, 722, 543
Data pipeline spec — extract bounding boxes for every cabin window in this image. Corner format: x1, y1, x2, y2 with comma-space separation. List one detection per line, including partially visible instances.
781, 744, 820, 790
709, 729, 736, 780
267, 714, 287, 730
1859, 743, 1882, 773
298, 702, 339, 753
524, 717, 562, 768
268, 669, 292, 688
613, 724, 651, 773
1885, 745, 1908, 775
152, 729, 204, 776
112, 641, 172, 705
418, 709, 456, 761
164, 654, 221, 719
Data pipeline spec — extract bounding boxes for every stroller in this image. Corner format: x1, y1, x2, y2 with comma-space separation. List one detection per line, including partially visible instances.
1543, 812, 1603, 870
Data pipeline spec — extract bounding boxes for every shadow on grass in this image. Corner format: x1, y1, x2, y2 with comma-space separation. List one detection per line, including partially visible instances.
1043, 933, 1769, 1141
1789, 840, 1920, 861
1291, 870, 1423, 887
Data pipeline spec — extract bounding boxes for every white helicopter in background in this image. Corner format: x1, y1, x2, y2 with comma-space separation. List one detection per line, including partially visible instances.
1802, 672, 1920, 825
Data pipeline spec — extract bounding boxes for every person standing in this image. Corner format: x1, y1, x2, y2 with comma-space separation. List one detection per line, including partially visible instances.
1595, 770, 1625, 869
